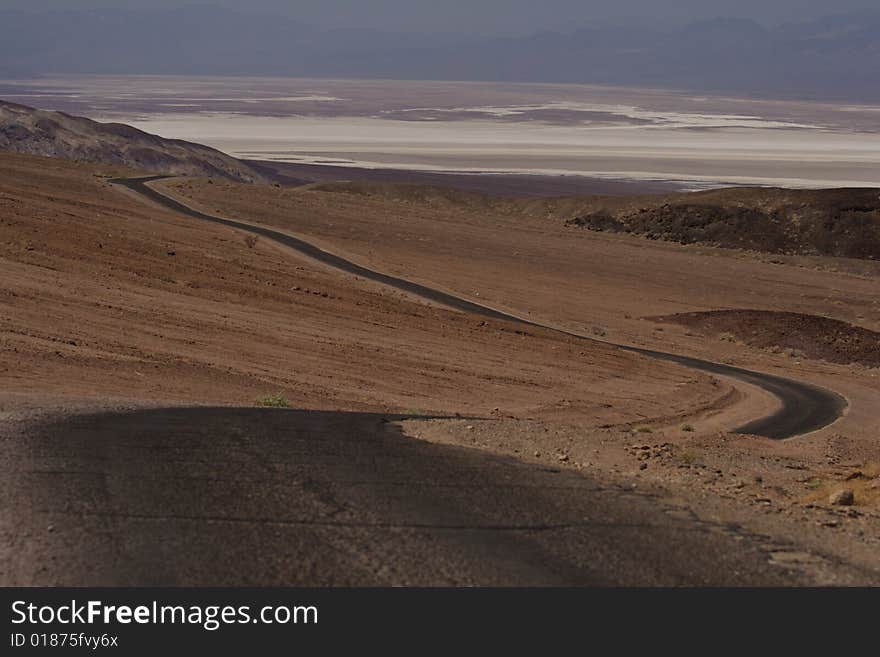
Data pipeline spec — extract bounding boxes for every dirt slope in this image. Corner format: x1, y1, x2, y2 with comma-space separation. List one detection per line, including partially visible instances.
0, 152, 720, 424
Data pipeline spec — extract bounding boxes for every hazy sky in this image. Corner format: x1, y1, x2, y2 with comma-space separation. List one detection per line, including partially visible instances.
2, 1, 875, 34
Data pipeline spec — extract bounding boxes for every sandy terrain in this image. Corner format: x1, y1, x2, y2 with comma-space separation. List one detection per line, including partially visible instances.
3, 150, 880, 583
155, 172, 880, 578
0, 153, 726, 422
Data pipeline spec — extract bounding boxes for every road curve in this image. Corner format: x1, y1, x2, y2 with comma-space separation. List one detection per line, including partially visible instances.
114, 176, 847, 439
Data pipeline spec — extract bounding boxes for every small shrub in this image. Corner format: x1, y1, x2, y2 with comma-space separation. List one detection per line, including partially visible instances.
244, 234, 259, 249
255, 393, 290, 408
591, 326, 607, 337
681, 423, 695, 432
636, 426, 653, 434
804, 477, 823, 490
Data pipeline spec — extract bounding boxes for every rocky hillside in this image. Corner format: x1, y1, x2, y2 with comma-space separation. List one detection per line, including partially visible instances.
0, 100, 264, 183
565, 187, 880, 259
657, 310, 880, 368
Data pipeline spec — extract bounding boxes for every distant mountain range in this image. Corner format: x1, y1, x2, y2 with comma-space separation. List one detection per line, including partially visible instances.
0, 101, 264, 182
1, 8, 879, 100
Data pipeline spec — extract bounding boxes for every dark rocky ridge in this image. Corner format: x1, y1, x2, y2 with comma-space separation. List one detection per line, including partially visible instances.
566, 187, 880, 259
657, 310, 880, 368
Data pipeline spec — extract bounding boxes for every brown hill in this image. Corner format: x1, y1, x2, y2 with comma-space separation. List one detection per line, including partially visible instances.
0, 100, 264, 183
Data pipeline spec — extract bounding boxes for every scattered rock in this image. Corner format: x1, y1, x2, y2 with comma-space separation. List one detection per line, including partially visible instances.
828, 488, 855, 506
639, 463, 648, 470
870, 477, 880, 490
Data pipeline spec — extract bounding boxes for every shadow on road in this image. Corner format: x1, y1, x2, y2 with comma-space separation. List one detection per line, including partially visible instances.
2, 406, 805, 586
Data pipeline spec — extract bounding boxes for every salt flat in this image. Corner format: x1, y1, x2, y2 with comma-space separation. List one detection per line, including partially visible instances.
2, 75, 879, 189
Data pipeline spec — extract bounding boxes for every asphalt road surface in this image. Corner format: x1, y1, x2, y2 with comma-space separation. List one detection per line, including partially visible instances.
1, 407, 811, 586
115, 176, 847, 440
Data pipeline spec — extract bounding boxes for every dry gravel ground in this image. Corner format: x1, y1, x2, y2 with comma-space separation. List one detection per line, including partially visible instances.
2, 151, 880, 584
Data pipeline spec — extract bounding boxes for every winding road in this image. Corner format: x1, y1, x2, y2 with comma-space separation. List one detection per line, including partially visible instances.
0, 175, 861, 588
114, 176, 847, 440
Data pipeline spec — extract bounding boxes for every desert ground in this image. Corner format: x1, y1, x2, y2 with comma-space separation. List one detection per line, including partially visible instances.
2, 151, 879, 585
